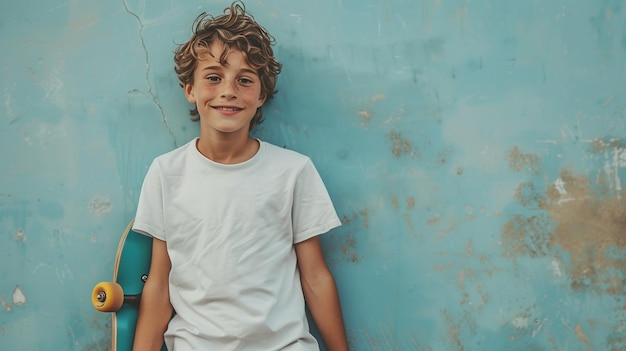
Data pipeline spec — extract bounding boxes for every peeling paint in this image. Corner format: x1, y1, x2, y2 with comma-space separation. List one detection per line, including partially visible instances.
546, 171, 626, 294
14, 228, 26, 242
589, 138, 622, 154
511, 315, 530, 329
553, 177, 568, 200
12, 286, 26, 306
1, 295, 11, 312
550, 259, 562, 277
87, 196, 111, 216
588, 138, 626, 193
503, 170, 626, 295
531, 318, 546, 338
370, 94, 385, 103
356, 110, 373, 127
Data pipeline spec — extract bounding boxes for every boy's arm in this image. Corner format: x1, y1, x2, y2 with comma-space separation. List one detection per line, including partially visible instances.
133, 238, 173, 351
295, 236, 349, 351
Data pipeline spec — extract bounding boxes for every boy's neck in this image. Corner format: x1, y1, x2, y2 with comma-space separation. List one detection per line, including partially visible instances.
196, 133, 259, 165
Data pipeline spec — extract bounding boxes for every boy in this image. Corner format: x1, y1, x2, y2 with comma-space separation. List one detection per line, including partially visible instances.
131, 2, 349, 350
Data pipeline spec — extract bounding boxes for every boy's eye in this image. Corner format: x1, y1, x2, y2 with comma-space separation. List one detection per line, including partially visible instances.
238, 77, 253, 85
206, 76, 220, 82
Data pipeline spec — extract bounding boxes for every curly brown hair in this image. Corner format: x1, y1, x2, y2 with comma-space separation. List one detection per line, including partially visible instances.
174, 1, 282, 129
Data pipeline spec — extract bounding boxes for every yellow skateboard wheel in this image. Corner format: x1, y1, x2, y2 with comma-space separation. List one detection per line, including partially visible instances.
92, 281, 124, 312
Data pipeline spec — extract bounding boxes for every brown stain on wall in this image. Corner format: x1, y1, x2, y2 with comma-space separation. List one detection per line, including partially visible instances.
589, 138, 622, 154
406, 197, 415, 209
356, 110, 373, 126
508, 146, 542, 175
514, 182, 545, 208
342, 208, 370, 228
501, 213, 552, 258
391, 193, 399, 209
574, 324, 592, 351
354, 94, 386, 128
341, 214, 353, 225
387, 130, 419, 158
341, 234, 359, 263
502, 170, 626, 296
546, 171, 626, 294
437, 147, 454, 165
362, 325, 432, 351
336, 207, 373, 263
361, 208, 370, 228
1, 295, 11, 312
455, 265, 491, 310
441, 309, 465, 351
426, 215, 440, 226
607, 335, 626, 350
391, 194, 419, 231
325, 231, 361, 264
465, 239, 475, 257
404, 213, 414, 230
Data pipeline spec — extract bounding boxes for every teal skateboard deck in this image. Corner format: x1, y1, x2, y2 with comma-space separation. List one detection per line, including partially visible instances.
91, 220, 167, 351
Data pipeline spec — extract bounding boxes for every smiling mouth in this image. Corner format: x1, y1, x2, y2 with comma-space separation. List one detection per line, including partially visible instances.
214, 106, 242, 111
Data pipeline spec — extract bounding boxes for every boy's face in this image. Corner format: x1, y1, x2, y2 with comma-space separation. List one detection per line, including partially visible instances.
184, 40, 266, 136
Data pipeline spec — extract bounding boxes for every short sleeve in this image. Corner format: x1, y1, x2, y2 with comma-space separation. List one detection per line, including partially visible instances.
132, 161, 166, 241
292, 159, 341, 243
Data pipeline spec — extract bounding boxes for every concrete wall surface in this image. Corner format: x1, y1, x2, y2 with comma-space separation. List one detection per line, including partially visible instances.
2, 0, 626, 350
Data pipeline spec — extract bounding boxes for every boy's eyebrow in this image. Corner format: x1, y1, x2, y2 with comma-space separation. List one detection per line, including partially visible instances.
201, 65, 259, 76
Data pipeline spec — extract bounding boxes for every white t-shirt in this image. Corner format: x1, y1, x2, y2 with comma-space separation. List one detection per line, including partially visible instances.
133, 138, 341, 351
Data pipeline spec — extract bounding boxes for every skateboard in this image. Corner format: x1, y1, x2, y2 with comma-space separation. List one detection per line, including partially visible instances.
91, 219, 167, 351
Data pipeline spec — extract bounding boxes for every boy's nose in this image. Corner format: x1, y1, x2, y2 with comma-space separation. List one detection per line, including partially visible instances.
221, 92, 236, 100
220, 80, 237, 99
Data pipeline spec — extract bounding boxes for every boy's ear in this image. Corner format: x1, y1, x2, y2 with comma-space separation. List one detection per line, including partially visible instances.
184, 83, 196, 103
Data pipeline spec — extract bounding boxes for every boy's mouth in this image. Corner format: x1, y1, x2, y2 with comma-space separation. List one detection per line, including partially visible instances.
214, 106, 243, 111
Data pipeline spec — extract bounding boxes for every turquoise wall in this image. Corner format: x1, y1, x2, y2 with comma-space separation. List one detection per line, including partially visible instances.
2, 0, 626, 350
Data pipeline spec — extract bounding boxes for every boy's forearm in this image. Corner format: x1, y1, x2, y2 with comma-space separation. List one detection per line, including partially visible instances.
305, 274, 349, 351
132, 282, 172, 351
